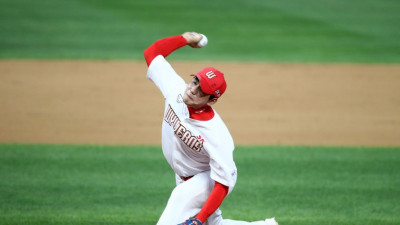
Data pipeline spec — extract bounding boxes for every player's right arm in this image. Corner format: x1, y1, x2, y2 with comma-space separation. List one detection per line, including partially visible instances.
143, 32, 203, 66
144, 32, 205, 98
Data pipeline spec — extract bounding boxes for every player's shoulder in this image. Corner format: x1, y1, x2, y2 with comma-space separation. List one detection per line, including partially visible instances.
209, 110, 230, 131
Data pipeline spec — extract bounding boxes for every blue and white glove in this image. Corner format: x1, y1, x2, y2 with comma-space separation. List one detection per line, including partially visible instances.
177, 218, 202, 225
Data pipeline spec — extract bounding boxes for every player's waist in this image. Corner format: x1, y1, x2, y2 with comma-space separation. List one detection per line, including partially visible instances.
180, 175, 194, 181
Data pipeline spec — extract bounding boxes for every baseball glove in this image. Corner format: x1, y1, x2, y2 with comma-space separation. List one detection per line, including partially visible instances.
177, 218, 202, 225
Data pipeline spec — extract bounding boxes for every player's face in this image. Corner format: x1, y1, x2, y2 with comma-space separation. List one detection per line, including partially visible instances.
183, 77, 212, 109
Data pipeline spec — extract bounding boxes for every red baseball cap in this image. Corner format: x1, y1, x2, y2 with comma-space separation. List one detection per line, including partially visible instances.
192, 67, 227, 98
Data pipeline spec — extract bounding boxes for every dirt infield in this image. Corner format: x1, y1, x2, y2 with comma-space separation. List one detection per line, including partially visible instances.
1, 60, 399, 146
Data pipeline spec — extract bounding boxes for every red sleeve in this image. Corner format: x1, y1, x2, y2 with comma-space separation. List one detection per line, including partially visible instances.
143, 35, 188, 66
196, 181, 229, 223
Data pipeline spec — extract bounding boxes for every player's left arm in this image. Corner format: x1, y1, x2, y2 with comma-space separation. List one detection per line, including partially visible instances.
196, 181, 229, 222
178, 181, 229, 224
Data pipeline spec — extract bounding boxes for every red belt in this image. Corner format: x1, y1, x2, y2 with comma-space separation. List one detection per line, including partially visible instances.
180, 175, 193, 181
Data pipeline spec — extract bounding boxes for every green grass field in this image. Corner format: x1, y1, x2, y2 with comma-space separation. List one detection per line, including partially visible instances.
1, 144, 399, 225
0, 0, 399, 62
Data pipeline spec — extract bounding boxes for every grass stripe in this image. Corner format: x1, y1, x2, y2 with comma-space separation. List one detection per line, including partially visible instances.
1, 143, 399, 225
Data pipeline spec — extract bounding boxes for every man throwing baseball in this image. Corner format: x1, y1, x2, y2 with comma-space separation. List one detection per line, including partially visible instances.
143, 32, 278, 225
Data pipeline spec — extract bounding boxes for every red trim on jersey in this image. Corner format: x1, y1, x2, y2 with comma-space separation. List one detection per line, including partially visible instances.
196, 181, 229, 223
188, 106, 215, 121
143, 35, 188, 66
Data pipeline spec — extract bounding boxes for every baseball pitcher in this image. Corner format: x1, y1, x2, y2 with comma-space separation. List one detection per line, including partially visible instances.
143, 31, 278, 225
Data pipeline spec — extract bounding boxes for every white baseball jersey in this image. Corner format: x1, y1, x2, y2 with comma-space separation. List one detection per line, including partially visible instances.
147, 55, 237, 189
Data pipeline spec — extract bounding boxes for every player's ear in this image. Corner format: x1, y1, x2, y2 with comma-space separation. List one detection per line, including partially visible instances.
207, 97, 218, 106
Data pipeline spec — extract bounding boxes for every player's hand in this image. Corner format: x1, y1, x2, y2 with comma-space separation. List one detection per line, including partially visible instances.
182, 32, 203, 48
177, 218, 203, 225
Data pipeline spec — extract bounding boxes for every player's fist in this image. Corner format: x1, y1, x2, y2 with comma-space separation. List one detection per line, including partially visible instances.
177, 218, 202, 225
182, 32, 204, 48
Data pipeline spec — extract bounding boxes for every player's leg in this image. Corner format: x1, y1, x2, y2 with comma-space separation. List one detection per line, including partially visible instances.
156, 171, 214, 225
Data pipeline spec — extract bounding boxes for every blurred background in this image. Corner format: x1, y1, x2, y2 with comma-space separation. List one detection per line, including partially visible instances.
1, 0, 399, 62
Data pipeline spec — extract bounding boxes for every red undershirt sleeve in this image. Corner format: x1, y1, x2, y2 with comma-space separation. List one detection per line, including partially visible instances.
143, 35, 188, 66
196, 181, 229, 223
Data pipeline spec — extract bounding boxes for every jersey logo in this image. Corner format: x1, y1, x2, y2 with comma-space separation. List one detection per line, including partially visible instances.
231, 170, 237, 177
215, 90, 221, 97
164, 105, 204, 152
206, 71, 216, 79
177, 94, 183, 103
197, 135, 205, 144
